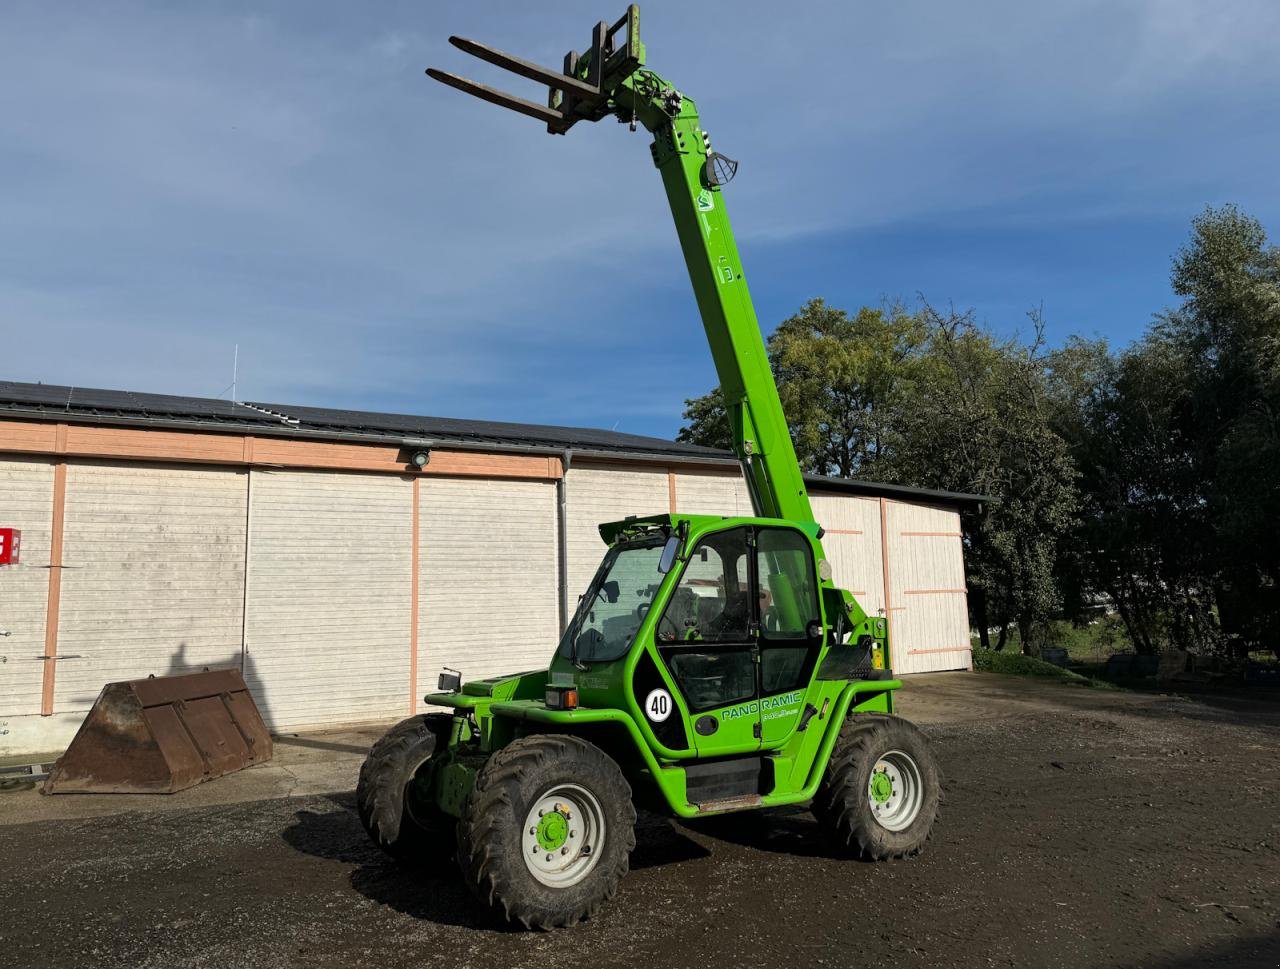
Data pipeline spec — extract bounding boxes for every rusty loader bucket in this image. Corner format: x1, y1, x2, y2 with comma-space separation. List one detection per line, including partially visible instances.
43, 668, 272, 794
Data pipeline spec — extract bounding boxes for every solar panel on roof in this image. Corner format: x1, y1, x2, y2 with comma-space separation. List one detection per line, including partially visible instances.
0, 381, 284, 425
246, 401, 724, 456
0, 380, 722, 456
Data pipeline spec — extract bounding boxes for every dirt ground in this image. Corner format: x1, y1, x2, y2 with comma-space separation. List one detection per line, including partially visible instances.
0, 672, 1276, 969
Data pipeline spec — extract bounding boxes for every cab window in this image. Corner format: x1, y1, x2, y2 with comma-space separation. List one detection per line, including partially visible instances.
757, 528, 818, 639
557, 539, 666, 664
657, 528, 755, 711
757, 528, 820, 693
657, 528, 751, 644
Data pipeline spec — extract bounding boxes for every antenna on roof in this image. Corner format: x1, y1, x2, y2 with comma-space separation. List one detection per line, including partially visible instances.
216, 345, 242, 401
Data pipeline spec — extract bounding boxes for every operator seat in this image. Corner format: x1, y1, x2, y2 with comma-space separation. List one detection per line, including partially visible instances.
707, 590, 751, 640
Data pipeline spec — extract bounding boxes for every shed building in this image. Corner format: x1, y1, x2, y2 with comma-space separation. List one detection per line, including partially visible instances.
0, 381, 980, 757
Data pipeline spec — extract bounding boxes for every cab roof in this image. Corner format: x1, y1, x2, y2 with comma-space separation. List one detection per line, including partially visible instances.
598, 513, 821, 545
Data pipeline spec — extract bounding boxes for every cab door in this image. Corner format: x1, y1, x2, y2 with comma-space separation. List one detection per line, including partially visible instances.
653, 526, 760, 756
755, 527, 824, 745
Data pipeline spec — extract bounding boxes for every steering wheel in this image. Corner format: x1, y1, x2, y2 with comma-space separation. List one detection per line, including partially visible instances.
638, 601, 682, 641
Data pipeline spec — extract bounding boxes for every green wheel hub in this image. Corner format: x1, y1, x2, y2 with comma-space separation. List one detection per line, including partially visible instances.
536, 809, 570, 851
870, 769, 894, 803
867, 751, 925, 832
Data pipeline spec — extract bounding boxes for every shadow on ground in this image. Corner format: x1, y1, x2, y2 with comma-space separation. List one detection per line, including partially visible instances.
1070, 686, 1280, 733
272, 735, 372, 756
629, 812, 712, 869
280, 794, 728, 928
281, 793, 498, 931
681, 805, 861, 860
1136, 929, 1280, 969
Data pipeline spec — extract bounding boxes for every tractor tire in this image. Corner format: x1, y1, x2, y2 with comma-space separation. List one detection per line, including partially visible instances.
456, 734, 636, 929
812, 713, 939, 860
357, 713, 455, 862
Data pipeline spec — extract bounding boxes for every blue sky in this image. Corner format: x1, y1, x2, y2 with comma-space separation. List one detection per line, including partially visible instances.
2, 1, 1277, 438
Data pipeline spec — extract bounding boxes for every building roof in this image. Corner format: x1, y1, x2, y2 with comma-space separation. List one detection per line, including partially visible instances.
0, 380, 985, 509
0, 380, 722, 457
803, 473, 985, 508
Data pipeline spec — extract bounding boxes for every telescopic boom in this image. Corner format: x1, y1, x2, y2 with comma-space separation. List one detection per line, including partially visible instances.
427, 5, 814, 525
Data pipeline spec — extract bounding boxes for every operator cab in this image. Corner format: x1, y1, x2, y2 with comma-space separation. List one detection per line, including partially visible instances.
555, 514, 832, 749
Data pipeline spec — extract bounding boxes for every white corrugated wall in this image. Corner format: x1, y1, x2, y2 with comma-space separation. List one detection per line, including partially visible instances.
0, 449, 974, 757
55, 463, 248, 712
884, 500, 971, 673
419, 477, 560, 693
810, 492, 887, 618
671, 471, 751, 517
0, 460, 54, 731
564, 464, 669, 597
243, 469, 412, 730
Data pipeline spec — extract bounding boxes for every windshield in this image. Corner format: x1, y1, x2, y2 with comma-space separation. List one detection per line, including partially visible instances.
558, 539, 666, 665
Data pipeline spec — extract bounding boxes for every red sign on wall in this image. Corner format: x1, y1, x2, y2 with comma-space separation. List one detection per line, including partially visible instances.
0, 528, 20, 566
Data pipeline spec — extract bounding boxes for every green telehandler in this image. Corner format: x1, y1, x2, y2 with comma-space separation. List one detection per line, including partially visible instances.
358, 5, 940, 929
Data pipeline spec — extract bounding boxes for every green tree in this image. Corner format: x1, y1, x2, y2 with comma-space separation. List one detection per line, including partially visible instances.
678, 299, 1079, 655
1170, 205, 1280, 652
677, 299, 924, 476
770, 300, 925, 477
1063, 205, 1280, 657
677, 205, 1280, 661
1065, 336, 1208, 654
675, 387, 731, 451
893, 305, 1079, 653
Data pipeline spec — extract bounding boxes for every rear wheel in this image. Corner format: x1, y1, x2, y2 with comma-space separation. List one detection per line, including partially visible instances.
812, 714, 939, 859
457, 734, 636, 929
357, 714, 455, 861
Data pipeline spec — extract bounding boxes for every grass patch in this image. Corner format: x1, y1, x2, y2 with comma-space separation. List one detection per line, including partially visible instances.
970, 616, 1132, 662
973, 648, 1118, 690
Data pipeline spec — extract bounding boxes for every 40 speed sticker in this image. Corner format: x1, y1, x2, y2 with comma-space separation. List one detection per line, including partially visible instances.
644, 688, 673, 723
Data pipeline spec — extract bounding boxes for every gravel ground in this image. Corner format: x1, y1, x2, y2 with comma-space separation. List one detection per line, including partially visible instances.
1, 673, 1276, 969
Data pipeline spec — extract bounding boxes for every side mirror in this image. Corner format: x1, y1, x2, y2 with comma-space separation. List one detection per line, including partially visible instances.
601, 580, 620, 604
658, 535, 680, 574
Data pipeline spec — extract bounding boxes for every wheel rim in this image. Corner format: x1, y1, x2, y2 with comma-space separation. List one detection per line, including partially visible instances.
867, 749, 924, 832
521, 783, 606, 888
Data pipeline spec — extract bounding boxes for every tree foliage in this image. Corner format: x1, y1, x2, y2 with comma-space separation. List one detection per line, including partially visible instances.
893, 305, 1078, 652
680, 301, 1077, 654
770, 300, 923, 478
677, 205, 1280, 659
678, 299, 923, 476
1067, 205, 1280, 655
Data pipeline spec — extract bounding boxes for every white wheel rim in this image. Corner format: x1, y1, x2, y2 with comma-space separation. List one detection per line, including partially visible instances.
521, 783, 606, 888
867, 749, 924, 832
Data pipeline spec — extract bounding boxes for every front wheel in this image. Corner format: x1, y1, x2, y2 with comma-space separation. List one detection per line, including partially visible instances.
357, 714, 455, 861
456, 735, 636, 929
812, 714, 940, 859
